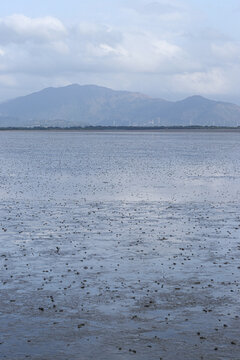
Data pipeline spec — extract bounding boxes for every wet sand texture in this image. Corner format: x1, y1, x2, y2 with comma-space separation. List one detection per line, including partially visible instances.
0, 131, 240, 359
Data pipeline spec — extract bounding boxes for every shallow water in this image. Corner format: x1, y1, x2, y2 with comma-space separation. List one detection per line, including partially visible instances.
0, 131, 240, 359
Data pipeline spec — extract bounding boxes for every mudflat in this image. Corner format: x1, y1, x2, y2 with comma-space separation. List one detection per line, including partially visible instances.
0, 131, 239, 359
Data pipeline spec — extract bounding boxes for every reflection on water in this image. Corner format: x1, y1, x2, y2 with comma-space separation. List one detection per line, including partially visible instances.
0, 131, 239, 203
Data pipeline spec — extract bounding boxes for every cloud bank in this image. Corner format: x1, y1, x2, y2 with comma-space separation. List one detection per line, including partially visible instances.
0, 1, 239, 103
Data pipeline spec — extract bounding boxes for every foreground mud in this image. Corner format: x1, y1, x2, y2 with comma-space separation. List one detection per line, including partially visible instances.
0, 131, 239, 359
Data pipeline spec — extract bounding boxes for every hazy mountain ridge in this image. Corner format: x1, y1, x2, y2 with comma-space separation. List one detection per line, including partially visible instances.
0, 84, 239, 127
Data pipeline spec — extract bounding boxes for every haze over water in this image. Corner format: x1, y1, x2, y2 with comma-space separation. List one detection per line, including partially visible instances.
0, 131, 240, 359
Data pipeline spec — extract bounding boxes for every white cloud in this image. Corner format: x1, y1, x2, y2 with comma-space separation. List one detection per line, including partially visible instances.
0, 9, 239, 104
75, 22, 122, 46
0, 15, 185, 76
211, 42, 240, 61
0, 14, 67, 44
172, 68, 229, 95
126, 0, 186, 21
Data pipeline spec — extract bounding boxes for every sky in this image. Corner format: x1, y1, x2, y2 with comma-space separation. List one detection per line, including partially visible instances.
0, 0, 240, 103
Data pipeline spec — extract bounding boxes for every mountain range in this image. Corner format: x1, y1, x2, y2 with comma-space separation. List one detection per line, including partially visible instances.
0, 84, 239, 127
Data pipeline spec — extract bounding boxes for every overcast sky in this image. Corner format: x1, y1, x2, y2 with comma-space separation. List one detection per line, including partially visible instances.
0, 0, 240, 103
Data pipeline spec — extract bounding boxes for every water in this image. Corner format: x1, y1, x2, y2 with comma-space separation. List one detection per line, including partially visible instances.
0, 130, 239, 359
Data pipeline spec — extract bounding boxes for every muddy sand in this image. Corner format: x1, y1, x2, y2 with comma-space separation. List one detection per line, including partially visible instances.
0, 131, 239, 359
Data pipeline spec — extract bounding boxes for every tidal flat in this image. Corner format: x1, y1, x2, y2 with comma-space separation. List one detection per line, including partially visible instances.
0, 131, 240, 360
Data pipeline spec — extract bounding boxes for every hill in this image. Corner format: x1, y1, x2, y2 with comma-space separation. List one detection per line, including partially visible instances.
0, 84, 239, 127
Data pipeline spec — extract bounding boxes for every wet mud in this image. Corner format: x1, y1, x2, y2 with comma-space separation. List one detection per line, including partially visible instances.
0, 131, 239, 359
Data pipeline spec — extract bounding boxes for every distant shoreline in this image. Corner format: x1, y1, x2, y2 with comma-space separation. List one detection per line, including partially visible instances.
0, 126, 240, 132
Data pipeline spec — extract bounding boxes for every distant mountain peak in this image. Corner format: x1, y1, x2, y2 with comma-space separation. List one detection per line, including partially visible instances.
0, 85, 239, 127
187, 95, 206, 100
178, 95, 215, 104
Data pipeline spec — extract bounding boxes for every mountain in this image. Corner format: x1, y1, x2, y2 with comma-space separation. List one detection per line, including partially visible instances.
0, 84, 239, 127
